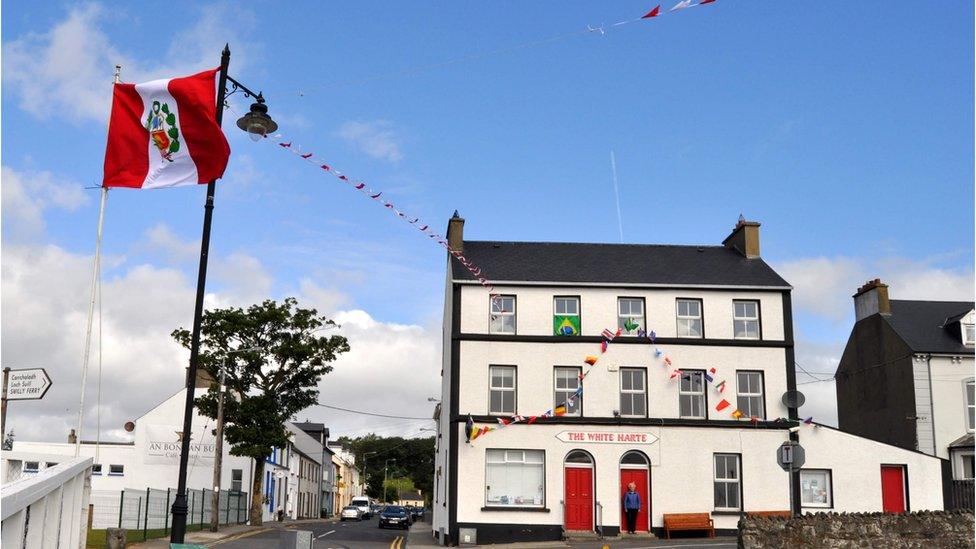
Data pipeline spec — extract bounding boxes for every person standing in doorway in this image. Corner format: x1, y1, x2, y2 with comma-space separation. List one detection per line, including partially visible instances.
623, 482, 641, 534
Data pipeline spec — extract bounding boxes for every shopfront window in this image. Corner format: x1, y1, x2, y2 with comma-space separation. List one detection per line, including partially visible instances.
800, 469, 832, 508
485, 449, 544, 508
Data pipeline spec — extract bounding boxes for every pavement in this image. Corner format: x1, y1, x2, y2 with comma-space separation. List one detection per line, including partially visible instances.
405, 521, 738, 549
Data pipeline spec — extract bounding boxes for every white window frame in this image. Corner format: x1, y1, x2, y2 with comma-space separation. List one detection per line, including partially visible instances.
23, 461, 39, 473
966, 379, 975, 432
92, 463, 103, 475
109, 464, 125, 476
679, 370, 706, 419
490, 295, 517, 335
554, 296, 580, 317
619, 368, 647, 418
713, 454, 741, 512
800, 469, 832, 508
733, 300, 761, 340
959, 452, 975, 480
554, 367, 582, 416
676, 299, 703, 338
617, 297, 646, 333
964, 324, 975, 346
485, 449, 545, 508
489, 365, 517, 416
736, 371, 765, 419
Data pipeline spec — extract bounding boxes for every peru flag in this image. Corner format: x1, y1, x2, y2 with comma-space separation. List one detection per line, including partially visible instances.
103, 69, 230, 189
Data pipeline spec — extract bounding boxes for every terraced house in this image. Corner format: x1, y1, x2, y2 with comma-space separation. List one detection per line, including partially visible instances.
431, 214, 947, 545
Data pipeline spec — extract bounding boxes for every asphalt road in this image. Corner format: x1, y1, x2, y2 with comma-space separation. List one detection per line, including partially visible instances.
216, 515, 412, 549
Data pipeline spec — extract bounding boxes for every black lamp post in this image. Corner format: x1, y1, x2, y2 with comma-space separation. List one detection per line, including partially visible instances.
169, 44, 277, 544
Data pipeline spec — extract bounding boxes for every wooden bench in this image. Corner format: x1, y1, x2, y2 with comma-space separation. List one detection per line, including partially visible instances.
663, 513, 715, 539
746, 510, 792, 519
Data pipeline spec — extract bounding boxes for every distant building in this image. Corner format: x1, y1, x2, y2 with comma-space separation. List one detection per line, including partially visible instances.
836, 279, 975, 481
285, 423, 323, 519
397, 490, 424, 507
294, 421, 334, 517
328, 441, 361, 510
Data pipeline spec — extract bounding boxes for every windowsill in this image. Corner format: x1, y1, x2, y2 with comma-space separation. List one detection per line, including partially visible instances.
481, 506, 550, 513
711, 510, 743, 516
108, 474, 124, 477
802, 505, 833, 510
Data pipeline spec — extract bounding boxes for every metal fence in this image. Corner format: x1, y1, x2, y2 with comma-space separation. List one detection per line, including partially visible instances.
90, 487, 249, 538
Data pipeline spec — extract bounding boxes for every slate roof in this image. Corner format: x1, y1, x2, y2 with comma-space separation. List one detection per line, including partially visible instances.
884, 300, 974, 355
949, 433, 974, 449
451, 241, 790, 288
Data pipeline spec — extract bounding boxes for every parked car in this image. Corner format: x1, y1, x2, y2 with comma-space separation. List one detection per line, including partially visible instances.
350, 496, 372, 518
340, 505, 363, 521
410, 506, 425, 521
378, 505, 410, 530
370, 503, 384, 516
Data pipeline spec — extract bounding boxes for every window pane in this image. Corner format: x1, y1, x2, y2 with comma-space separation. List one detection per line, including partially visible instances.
679, 396, 692, 417
632, 394, 646, 416
502, 391, 515, 413
968, 382, 974, 405
621, 394, 633, 416
727, 483, 740, 509
714, 482, 726, 509
801, 471, 830, 506
490, 391, 503, 413
964, 456, 975, 480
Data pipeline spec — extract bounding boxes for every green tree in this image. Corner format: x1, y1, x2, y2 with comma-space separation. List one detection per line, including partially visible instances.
172, 298, 349, 525
338, 435, 435, 504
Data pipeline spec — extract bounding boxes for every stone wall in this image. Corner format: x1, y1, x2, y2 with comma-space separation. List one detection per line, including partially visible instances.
738, 510, 974, 549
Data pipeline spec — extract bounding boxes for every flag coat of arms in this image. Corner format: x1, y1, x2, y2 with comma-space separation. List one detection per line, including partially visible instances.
103, 68, 230, 189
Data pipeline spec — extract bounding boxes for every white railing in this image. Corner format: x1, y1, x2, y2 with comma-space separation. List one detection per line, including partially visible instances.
1, 456, 93, 549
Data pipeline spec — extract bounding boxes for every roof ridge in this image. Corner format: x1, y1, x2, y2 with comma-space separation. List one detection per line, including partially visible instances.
890, 299, 974, 305
463, 240, 726, 249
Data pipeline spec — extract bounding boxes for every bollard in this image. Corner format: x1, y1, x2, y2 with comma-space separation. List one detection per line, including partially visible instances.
106, 528, 126, 549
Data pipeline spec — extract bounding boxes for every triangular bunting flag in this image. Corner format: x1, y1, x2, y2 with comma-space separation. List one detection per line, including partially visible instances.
731, 409, 744, 419
715, 399, 731, 412
641, 5, 661, 18
584, 356, 598, 366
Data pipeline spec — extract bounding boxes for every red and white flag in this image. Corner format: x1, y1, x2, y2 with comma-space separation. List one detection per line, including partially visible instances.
103, 69, 230, 189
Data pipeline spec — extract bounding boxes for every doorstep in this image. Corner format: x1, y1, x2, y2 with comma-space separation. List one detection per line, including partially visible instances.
563, 530, 601, 541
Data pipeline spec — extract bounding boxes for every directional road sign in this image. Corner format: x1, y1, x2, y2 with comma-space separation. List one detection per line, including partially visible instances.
5, 368, 52, 400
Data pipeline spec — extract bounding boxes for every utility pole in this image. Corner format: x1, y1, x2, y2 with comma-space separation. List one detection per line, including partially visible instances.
384, 459, 396, 503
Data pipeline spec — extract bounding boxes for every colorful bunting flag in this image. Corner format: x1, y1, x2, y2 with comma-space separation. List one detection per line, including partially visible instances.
714, 380, 726, 393
554, 404, 568, 416
636, 328, 647, 338
641, 5, 661, 18
705, 367, 716, 383
466, 414, 475, 443
601, 340, 609, 353
624, 318, 640, 332
715, 399, 731, 411
669, 368, 683, 380
803, 417, 814, 425
649, 330, 656, 342
670, 0, 693, 11
731, 409, 744, 419
584, 356, 598, 366
654, 348, 663, 358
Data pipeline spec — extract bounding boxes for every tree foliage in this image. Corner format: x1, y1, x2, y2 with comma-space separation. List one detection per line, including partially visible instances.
336, 434, 435, 503
171, 298, 349, 523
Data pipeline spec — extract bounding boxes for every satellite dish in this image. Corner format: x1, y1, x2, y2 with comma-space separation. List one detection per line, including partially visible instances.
123, 421, 135, 432
781, 390, 806, 409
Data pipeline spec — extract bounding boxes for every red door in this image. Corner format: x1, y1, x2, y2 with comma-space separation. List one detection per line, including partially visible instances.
620, 469, 649, 532
881, 466, 906, 513
565, 467, 593, 531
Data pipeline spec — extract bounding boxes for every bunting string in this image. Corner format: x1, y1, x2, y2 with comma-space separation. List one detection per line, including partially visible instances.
289, 2, 720, 95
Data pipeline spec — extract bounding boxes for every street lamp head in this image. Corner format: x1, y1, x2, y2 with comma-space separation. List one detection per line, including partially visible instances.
236, 94, 277, 141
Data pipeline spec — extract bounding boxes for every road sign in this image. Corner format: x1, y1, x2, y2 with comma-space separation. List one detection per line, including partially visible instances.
777, 441, 805, 472
5, 368, 52, 400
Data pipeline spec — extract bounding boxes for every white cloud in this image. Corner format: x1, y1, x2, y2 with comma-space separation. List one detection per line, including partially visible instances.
337, 120, 404, 163
777, 255, 974, 323
1, 166, 89, 239
2, 3, 257, 124
143, 223, 199, 263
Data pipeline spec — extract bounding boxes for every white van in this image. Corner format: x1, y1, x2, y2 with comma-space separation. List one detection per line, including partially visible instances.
350, 496, 372, 518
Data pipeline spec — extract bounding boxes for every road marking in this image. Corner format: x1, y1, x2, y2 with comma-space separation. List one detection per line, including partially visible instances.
317, 529, 335, 538
390, 535, 403, 549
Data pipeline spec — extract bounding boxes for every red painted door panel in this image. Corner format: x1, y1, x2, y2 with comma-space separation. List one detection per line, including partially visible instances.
620, 469, 649, 532
565, 467, 593, 531
881, 466, 906, 513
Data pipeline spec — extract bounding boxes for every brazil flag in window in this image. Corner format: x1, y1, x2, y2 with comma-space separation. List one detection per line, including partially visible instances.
554, 315, 580, 336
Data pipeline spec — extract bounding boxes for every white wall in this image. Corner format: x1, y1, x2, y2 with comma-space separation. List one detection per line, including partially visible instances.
457, 340, 789, 421
455, 423, 791, 532
459, 284, 785, 341
929, 355, 974, 460
798, 425, 944, 513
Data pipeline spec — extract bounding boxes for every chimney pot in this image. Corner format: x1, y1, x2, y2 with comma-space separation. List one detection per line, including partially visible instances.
853, 278, 891, 321
722, 217, 761, 258
447, 211, 465, 253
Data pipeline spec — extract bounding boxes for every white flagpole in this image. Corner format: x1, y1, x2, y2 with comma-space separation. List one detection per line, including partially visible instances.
75, 65, 120, 458
610, 150, 624, 243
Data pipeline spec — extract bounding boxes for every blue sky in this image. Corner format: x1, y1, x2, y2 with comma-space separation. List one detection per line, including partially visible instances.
2, 1, 973, 439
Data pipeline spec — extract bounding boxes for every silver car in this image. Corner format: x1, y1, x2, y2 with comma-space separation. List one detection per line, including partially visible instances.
340, 505, 363, 521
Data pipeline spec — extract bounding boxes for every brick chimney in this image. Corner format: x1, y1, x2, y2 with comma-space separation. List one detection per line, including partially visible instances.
722, 215, 761, 258
853, 278, 891, 321
68, 429, 77, 444
447, 210, 464, 252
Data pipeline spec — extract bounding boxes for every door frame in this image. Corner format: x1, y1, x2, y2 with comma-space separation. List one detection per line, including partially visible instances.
880, 464, 910, 513
563, 449, 596, 532
619, 450, 652, 533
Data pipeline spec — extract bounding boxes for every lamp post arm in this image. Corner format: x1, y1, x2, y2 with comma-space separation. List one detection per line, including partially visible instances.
224, 75, 265, 102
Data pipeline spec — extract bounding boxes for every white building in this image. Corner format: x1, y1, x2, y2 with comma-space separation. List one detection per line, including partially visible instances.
8, 388, 313, 524
836, 280, 974, 494
285, 423, 322, 519
432, 214, 947, 545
